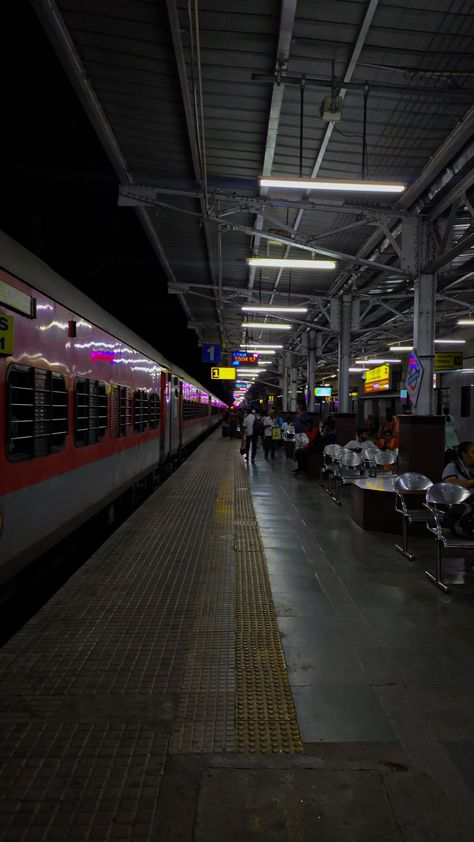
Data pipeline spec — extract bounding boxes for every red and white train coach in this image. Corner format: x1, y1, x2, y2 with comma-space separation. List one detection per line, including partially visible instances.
0, 231, 226, 588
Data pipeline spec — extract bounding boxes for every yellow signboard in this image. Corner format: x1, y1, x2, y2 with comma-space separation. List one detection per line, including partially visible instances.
434, 352, 463, 371
211, 367, 236, 380
364, 364, 390, 394
0, 313, 14, 355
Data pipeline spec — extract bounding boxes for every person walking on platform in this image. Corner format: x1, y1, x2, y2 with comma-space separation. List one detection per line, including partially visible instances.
263, 410, 276, 459
242, 408, 257, 463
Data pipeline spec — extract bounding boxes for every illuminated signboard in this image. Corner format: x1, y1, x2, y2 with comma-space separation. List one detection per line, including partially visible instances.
315, 387, 332, 397
364, 364, 390, 394
232, 351, 259, 365
211, 367, 236, 380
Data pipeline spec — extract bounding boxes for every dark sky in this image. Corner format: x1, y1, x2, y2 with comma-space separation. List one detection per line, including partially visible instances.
2, 1, 228, 400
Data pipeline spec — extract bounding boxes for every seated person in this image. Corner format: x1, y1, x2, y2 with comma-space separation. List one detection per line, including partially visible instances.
375, 429, 399, 452
442, 440, 474, 492
312, 417, 337, 454
378, 408, 399, 439
293, 419, 322, 477
345, 428, 371, 452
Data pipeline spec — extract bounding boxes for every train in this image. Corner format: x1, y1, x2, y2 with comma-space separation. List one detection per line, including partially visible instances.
0, 231, 227, 590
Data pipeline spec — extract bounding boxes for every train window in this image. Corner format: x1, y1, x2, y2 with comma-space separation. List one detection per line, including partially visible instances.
183, 399, 209, 420
119, 387, 132, 435
149, 392, 160, 429
461, 385, 471, 418
74, 378, 108, 446
133, 390, 149, 433
6, 364, 68, 461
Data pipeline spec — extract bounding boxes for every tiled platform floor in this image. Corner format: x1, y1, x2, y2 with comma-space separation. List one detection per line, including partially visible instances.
1, 431, 474, 840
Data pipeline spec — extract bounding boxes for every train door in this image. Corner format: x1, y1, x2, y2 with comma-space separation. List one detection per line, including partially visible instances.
159, 371, 167, 463
169, 375, 181, 454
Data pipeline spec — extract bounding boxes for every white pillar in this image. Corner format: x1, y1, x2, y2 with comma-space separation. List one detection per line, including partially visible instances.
413, 273, 436, 414
282, 351, 291, 412
338, 295, 351, 412
307, 330, 316, 411
402, 218, 436, 415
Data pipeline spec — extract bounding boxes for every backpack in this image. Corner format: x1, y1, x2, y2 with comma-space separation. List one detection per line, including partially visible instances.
444, 500, 474, 538
253, 417, 264, 436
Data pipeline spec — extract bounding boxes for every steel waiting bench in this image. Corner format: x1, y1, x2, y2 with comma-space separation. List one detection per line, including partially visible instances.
394, 473, 433, 561
423, 482, 474, 592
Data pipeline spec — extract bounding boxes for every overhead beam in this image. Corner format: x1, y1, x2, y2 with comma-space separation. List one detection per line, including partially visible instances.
166, 0, 226, 345
250, 0, 298, 292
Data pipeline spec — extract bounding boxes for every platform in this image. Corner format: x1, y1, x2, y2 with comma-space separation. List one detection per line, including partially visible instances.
1, 431, 474, 840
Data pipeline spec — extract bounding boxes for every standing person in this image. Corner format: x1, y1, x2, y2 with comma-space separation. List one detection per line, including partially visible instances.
293, 405, 305, 434
242, 408, 257, 463
379, 408, 399, 439
262, 410, 276, 459
229, 410, 238, 439
444, 408, 460, 451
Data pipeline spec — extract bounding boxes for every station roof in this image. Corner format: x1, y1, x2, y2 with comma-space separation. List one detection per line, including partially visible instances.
33, 0, 474, 383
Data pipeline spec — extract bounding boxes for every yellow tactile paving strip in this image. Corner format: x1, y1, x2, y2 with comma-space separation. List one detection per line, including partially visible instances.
235, 461, 303, 754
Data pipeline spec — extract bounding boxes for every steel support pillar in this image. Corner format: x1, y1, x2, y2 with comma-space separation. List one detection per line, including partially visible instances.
338, 295, 351, 413
282, 351, 291, 412
402, 218, 436, 415
290, 360, 298, 412
413, 273, 436, 414
307, 330, 316, 412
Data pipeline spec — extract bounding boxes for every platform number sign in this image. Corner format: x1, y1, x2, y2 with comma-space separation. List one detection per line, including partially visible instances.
0, 313, 13, 355
202, 343, 221, 364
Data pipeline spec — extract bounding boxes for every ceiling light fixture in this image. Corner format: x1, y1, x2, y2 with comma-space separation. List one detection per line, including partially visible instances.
247, 258, 335, 270
239, 344, 283, 349
241, 305, 308, 313
389, 345, 413, 351
241, 322, 292, 330
260, 176, 405, 193
457, 319, 474, 325
349, 367, 365, 372
355, 358, 402, 364
434, 339, 466, 345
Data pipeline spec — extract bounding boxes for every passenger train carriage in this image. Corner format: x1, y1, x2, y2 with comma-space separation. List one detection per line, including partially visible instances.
0, 231, 226, 587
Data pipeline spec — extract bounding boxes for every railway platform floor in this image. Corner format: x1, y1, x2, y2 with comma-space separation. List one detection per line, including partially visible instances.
1, 429, 474, 841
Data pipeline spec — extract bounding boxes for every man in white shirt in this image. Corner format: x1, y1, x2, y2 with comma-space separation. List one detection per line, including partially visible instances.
242, 409, 257, 462
344, 428, 371, 452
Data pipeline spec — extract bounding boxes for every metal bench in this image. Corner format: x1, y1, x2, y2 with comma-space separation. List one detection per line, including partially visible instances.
320, 444, 345, 493
332, 450, 365, 505
374, 450, 397, 476
424, 482, 474, 592
394, 473, 433, 560
363, 446, 381, 477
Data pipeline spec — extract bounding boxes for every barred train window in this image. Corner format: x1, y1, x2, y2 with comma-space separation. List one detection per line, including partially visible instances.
7, 365, 68, 461
134, 390, 149, 432
149, 392, 160, 429
75, 378, 108, 446
119, 386, 132, 436
183, 399, 209, 420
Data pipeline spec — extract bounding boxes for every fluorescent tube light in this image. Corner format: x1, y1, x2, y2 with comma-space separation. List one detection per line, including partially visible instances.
240, 344, 282, 349
355, 358, 402, 364
389, 346, 413, 351
260, 176, 405, 194
240, 349, 276, 355
241, 305, 308, 313
457, 319, 474, 325
242, 322, 292, 330
247, 258, 335, 270
349, 367, 365, 372
434, 339, 466, 344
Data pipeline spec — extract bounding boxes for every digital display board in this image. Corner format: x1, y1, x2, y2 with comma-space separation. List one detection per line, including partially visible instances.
315, 387, 332, 397
364, 364, 390, 394
232, 352, 259, 365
